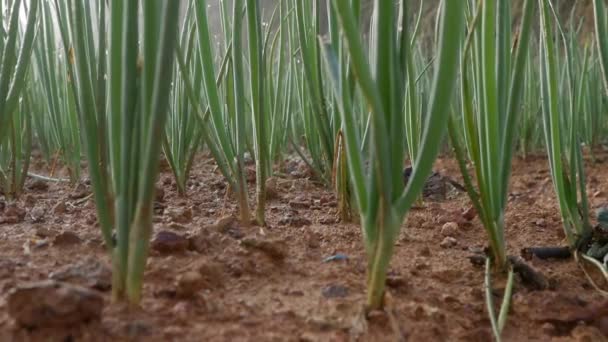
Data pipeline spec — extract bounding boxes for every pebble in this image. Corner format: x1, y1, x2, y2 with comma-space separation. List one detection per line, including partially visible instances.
321, 285, 348, 298
441, 222, 459, 237
29, 206, 46, 222
440, 237, 457, 248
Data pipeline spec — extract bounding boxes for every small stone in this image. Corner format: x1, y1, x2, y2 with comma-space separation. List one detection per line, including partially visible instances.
441, 222, 459, 237
151, 231, 189, 254
53, 231, 82, 246
321, 285, 348, 298
7, 280, 103, 328
29, 206, 46, 223
535, 219, 547, 228
440, 237, 457, 248
175, 271, 204, 298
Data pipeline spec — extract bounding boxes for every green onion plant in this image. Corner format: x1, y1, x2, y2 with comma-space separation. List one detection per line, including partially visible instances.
448, 0, 535, 339
0, 0, 39, 198
164, 8, 203, 196
323, 0, 464, 310
30, 0, 81, 183
57, 0, 181, 304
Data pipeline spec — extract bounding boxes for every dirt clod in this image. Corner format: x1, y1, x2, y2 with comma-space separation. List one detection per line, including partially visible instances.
289, 197, 311, 209
462, 207, 477, 221
1, 204, 26, 224
240, 237, 287, 261
265, 177, 279, 200
52, 201, 67, 215
211, 215, 238, 233
196, 260, 225, 288
166, 207, 193, 224
7, 280, 103, 328
28, 179, 49, 191
49, 257, 112, 291
176, 271, 204, 298
151, 231, 189, 254
53, 231, 82, 246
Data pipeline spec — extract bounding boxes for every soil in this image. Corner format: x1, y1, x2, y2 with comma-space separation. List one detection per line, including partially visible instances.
1, 151, 608, 341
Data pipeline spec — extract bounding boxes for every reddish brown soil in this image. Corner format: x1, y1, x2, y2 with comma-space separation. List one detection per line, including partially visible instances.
2, 153, 608, 341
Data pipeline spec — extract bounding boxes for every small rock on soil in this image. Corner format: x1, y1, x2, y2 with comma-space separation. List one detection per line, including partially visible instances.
440, 222, 459, 237
321, 285, 349, 299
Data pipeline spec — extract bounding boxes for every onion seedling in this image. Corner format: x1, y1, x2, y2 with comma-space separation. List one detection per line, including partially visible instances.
188, 0, 253, 226
323, 0, 464, 310
58, 0, 181, 304
31, 0, 81, 183
448, 0, 535, 339
245, 0, 269, 225
164, 8, 203, 196
0, 0, 39, 198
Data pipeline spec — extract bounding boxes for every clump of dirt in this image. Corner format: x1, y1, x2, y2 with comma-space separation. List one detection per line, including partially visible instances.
0, 153, 607, 341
